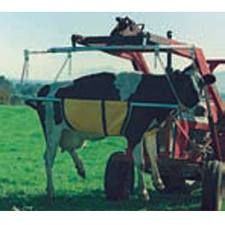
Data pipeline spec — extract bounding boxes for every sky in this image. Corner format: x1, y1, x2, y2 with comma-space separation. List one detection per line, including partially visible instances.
1, 12, 225, 83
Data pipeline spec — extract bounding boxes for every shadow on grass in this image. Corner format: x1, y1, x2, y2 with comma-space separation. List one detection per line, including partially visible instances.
0, 189, 201, 211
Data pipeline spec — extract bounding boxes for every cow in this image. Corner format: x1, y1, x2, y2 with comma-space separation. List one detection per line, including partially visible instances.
25, 70, 215, 200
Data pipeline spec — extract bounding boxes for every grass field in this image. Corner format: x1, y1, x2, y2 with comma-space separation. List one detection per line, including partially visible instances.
0, 105, 224, 211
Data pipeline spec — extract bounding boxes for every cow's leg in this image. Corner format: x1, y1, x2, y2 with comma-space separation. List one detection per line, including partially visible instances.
144, 130, 165, 191
44, 143, 58, 199
60, 130, 86, 178
69, 150, 86, 178
132, 141, 149, 201
136, 168, 150, 201
43, 125, 61, 199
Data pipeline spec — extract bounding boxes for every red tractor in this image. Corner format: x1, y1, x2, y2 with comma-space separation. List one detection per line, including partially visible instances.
71, 17, 225, 210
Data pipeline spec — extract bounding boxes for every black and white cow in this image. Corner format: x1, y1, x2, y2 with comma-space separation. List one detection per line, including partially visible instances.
26, 70, 215, 199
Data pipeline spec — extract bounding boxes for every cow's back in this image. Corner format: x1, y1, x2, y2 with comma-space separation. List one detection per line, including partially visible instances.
56, 72, 120, 100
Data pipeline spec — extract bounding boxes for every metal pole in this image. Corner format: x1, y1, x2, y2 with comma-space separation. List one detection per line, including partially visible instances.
204, 87, 222, 160
54, 56, 69, 82
166, 30, 173, 74
68, 52, 72, 76
20, 49, 29, 84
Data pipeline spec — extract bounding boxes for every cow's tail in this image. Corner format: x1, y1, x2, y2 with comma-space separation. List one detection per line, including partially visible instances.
25, 99, 39, 109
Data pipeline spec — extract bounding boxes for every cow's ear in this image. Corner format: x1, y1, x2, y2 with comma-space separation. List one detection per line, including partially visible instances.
202, 74, 216, 86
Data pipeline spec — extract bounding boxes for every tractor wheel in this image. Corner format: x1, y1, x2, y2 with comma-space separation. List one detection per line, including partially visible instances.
104, 151, 134, 201
160, 175, 186, 193
201, 160, 224, 210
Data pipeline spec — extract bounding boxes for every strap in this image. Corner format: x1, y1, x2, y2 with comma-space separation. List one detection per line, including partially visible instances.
101, 100, 108, 136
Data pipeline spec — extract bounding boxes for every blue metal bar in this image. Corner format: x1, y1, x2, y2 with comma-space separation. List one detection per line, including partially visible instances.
26, 44, 194, 55
47, 45, 193, 53
131, 102, 178, 109
19, 95, 178, 109
17, 95, 61, 102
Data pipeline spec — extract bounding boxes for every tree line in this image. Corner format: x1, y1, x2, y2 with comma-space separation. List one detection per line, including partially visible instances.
0, 75, 43, 105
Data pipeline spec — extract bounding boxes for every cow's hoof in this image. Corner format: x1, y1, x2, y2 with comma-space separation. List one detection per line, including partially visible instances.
79, 170, 86, 179
154, 180, 165, 191
77, 167, 86, 179
138, 189, 150, 201
46, 188, 55, 201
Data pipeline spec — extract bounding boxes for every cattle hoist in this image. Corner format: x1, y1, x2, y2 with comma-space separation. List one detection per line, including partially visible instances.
20, 16, 225, 210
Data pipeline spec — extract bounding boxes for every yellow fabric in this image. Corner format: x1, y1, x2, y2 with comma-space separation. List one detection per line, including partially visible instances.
64, 99, 103, 134
64, 99, 128, 135
105, 101, 128, 135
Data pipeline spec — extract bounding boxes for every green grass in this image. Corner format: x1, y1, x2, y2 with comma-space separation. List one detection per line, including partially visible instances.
0, 105, 223, 210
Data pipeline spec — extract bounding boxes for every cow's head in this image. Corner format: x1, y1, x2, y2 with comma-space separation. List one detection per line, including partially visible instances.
170, 69, 216, 108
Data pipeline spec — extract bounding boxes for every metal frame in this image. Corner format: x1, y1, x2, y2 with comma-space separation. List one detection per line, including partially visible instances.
20, 30, 225, 162
21, 43, 196, 83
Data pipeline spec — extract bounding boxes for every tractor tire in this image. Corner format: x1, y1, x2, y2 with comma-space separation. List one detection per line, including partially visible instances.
160, 175, 186, 193
201, 160, 223, 210
104, 151, 134, 201
222, 164, 225, 198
